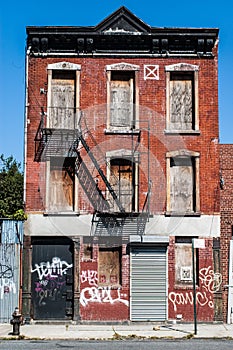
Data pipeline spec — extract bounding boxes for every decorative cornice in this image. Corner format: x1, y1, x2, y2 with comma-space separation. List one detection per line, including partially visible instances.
165, 63, 199, 72
106, 62, 140, 71
26, 7, 219, 58
47, 62, 81, 70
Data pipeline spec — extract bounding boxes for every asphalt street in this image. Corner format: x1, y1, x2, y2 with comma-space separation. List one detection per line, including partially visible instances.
0, 339, 233, 350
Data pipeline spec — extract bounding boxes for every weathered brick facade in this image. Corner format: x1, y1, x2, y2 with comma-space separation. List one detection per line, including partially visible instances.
23, 7, 220, 322
220, 145, 233, 322
26, 56, 220, 214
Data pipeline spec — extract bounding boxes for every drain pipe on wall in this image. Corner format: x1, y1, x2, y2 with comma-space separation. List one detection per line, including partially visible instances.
23, 46, 31, 207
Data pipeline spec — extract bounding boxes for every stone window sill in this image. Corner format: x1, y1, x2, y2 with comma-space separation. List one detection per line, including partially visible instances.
165, 211, 201, 217
105, 129, 140, 135
164, 129, 200, 135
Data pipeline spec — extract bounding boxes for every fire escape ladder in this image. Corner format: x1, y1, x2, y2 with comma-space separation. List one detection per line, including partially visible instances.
136, 179, 152, 235
77, 133, 125, 213
34, 108, 47, 162
136, 213, 148, 235
75, 155, 110, 212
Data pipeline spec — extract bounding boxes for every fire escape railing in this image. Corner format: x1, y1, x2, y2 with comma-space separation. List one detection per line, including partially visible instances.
34, 109, 125, 213
34, 107, 150, 235
91, 181, 151, 236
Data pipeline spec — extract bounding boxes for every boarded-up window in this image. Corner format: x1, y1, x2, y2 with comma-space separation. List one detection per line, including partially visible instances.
98, 247, 121, 286
169, 73, 194, 130
175, 237, 198, 285
48, 157, 75, 212
109, 158, 134, 212
49, 71, 76, 129
110, 72, 134, 129
170, 157, 194, 212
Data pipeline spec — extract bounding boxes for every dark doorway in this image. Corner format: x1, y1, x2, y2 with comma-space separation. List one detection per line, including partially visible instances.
31, 237, 73, 320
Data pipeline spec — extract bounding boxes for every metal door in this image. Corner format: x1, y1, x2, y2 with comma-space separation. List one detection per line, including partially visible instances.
31, 240, 73, 319
130, 246, 167, 321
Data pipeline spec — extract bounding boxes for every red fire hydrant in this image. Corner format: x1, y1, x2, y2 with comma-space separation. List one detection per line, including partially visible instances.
10, 307, 22, 335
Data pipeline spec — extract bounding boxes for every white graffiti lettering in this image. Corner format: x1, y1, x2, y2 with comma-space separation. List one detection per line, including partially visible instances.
80, 286, 129, 307
199, 266, 222, 293
0, 278, 16, 299
169, 290, 211, 312
169, 265, 222, 312
31, 257, 73, 280
81, 270, 98, 286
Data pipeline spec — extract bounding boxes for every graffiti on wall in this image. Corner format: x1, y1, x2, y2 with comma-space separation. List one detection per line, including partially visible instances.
169, 266, 222, 312
81, 270, 98, 287
0, 264, 16, 299
199, 266, 222, 292
80, 269, 128, 307
31, 257, 73, 306
0, 229, 19, 300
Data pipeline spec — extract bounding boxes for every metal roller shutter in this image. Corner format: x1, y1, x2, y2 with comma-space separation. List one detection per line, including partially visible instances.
130, 246, 167, 321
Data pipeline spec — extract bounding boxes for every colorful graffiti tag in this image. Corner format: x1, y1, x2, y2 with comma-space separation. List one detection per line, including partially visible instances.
31, 257, 73, 306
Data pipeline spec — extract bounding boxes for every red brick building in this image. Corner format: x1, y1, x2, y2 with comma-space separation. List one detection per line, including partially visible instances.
220, 145, 233, 323
23, 7, 221, 322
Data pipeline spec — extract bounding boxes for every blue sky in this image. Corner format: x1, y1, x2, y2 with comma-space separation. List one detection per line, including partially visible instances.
1, 0, 233, 167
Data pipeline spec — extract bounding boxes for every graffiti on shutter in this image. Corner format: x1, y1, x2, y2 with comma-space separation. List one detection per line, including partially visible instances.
110, 78, 133, 129
50, 72, 75, 129
170, 158, 193, 212
170, 77, 193, 130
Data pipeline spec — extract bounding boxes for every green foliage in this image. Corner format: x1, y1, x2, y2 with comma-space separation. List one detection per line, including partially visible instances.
12, 209, 27, 220
0, 154, 26, 220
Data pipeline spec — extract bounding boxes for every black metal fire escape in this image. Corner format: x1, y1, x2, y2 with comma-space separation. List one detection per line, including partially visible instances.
75, 154, 110, 212
34, 109, 150, 236
75, 133, 125, 213
92, 180, 151, 236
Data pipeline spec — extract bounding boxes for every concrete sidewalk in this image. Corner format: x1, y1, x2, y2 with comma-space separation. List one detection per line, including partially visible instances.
0, 322, 233, 340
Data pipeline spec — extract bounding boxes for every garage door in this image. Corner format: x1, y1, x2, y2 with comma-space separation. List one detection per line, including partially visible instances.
130, 246, 167, 321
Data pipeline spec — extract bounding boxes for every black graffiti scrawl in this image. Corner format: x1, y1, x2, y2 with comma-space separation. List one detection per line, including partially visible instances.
31, 243, 73, 319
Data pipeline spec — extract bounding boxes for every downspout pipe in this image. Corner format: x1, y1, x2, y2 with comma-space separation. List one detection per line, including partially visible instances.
23, 46, 31, 206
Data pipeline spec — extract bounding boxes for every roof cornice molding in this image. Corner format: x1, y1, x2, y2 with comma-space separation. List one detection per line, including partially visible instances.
26, 7, 219, 58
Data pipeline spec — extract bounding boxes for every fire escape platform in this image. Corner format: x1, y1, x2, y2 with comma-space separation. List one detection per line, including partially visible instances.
35, 128, 80, 161
34, 112, 151, 236
92, 212, 149, 236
